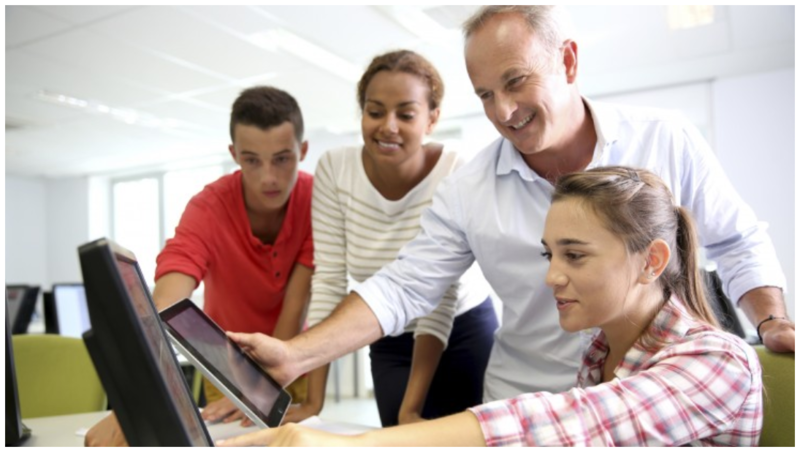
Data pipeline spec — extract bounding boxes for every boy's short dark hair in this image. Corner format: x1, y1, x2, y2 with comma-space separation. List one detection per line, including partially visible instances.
229, 86, 304, 142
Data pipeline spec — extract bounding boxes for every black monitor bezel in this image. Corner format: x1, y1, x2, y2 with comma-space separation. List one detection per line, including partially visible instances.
6, 285, 40, 335
79, 238, 213, 447
5, 302, 30, 446
43, 290, 57, 334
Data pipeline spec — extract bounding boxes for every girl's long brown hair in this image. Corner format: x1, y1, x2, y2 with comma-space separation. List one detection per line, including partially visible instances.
552, 166, 720, 330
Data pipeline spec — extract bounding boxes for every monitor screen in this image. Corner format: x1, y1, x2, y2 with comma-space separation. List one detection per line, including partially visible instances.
79, 238, 212, 446
113, 257, 208, 446
52, 284, 91, 338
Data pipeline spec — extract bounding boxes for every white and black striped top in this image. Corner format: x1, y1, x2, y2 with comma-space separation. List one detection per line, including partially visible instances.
308, 145, 489, 347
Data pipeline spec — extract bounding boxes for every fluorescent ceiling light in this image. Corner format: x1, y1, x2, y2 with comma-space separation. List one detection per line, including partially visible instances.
382, 6, 459, 44
34, 90, 185, 130
248, 29, 361, 83
668, 5, 715, 30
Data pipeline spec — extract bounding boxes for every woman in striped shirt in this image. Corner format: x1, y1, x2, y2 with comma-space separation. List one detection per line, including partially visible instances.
222, 166, 762, 446
283, 50, 498, 427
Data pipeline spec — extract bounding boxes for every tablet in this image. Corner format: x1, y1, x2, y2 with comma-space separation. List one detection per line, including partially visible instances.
159, 299, 291, 429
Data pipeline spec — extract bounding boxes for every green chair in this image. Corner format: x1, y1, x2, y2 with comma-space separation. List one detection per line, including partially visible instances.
754, 345, 795, 447
11, 334, 106, 418
190, 367, 203, 404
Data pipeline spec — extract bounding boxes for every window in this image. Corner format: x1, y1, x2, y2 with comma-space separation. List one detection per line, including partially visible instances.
111, 165, 227, 288
163, 166, 224, 240
112, 177, 161, 287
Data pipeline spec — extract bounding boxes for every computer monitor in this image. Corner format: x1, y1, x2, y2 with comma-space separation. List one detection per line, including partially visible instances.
6, 302, 30, 446
79, 238, 213, 446
6, 285, 40, 335
43, 284, 91, 338
702, 270, 748, 340
42, 290, 56, 334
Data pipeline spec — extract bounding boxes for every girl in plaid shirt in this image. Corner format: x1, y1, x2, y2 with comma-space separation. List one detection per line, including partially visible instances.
220, 166, 763, 447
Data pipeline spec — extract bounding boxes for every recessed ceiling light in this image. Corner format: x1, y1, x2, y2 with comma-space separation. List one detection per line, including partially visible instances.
668, 5, 715, 30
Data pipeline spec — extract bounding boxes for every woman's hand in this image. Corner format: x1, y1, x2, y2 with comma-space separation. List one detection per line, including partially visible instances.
282, 400, 323, 424
84, 412, 128, 447
216, 423, 359, 447
201, 396, 253, 427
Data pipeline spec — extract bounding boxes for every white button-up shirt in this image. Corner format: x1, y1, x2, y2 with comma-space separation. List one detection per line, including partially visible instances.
354, 98, 785, 401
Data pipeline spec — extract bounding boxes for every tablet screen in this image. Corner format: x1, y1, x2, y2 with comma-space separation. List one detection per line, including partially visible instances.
160, 301, 286, 425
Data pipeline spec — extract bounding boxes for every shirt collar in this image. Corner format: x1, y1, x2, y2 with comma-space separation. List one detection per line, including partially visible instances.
584, 296, 696, 382
495, 137, 538, 181
234, 169, 295, 248
614, 297, 694, 379
494, 97, 619, 181
582, 96, 619, 152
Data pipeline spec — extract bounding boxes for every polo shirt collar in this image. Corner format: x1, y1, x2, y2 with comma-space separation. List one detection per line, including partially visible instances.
235, 170, 295, 248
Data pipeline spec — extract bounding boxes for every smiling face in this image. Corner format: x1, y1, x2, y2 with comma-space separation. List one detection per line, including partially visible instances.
361, 70, 439, 168
228, 122, 307, 214
542, 197, 648, 333
465, 13, 575, 157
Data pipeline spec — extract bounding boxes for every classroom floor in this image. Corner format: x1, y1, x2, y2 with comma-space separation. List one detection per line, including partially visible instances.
318, 396, 381, 428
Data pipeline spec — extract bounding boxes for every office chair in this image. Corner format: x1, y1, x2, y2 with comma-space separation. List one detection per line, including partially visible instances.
754, 345, 794, 447
11, 334, 106, 418
191, 368, 203, 405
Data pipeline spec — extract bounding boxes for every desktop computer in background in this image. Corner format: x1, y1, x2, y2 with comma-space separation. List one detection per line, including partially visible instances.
79, 238, 214, 446
43, 283, 91, 338
6, 285, 40, 335
5, 302, 31, 446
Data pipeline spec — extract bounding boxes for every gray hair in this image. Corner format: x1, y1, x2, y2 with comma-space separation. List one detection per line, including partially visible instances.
463, 6, 575, 67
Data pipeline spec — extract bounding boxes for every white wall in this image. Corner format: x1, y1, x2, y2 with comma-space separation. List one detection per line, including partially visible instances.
46, 177, 91, 284
712, 68, 795, 320
6, 176, 93, 289
5, 176, 48, 287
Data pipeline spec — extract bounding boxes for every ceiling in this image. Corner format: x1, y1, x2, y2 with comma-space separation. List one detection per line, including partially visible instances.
5, 5, 795, 178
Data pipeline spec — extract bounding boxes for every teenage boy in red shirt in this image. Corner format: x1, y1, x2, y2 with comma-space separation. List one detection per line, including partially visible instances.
85, 86, 313, 446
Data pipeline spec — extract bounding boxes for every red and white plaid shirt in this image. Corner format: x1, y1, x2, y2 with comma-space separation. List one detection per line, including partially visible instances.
469, 297, 762, 446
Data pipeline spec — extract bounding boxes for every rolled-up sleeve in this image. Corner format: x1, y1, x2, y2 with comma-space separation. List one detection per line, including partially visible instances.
678, 123, 786, 304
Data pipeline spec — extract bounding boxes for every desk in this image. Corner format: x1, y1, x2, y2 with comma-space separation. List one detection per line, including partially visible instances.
21, 411, 373, 447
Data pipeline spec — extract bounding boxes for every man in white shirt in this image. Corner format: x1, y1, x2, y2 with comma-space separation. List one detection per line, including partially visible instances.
228, 6, 794, 401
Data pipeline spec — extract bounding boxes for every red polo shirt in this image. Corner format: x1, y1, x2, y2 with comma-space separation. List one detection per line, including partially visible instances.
155, 170, 314, 335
